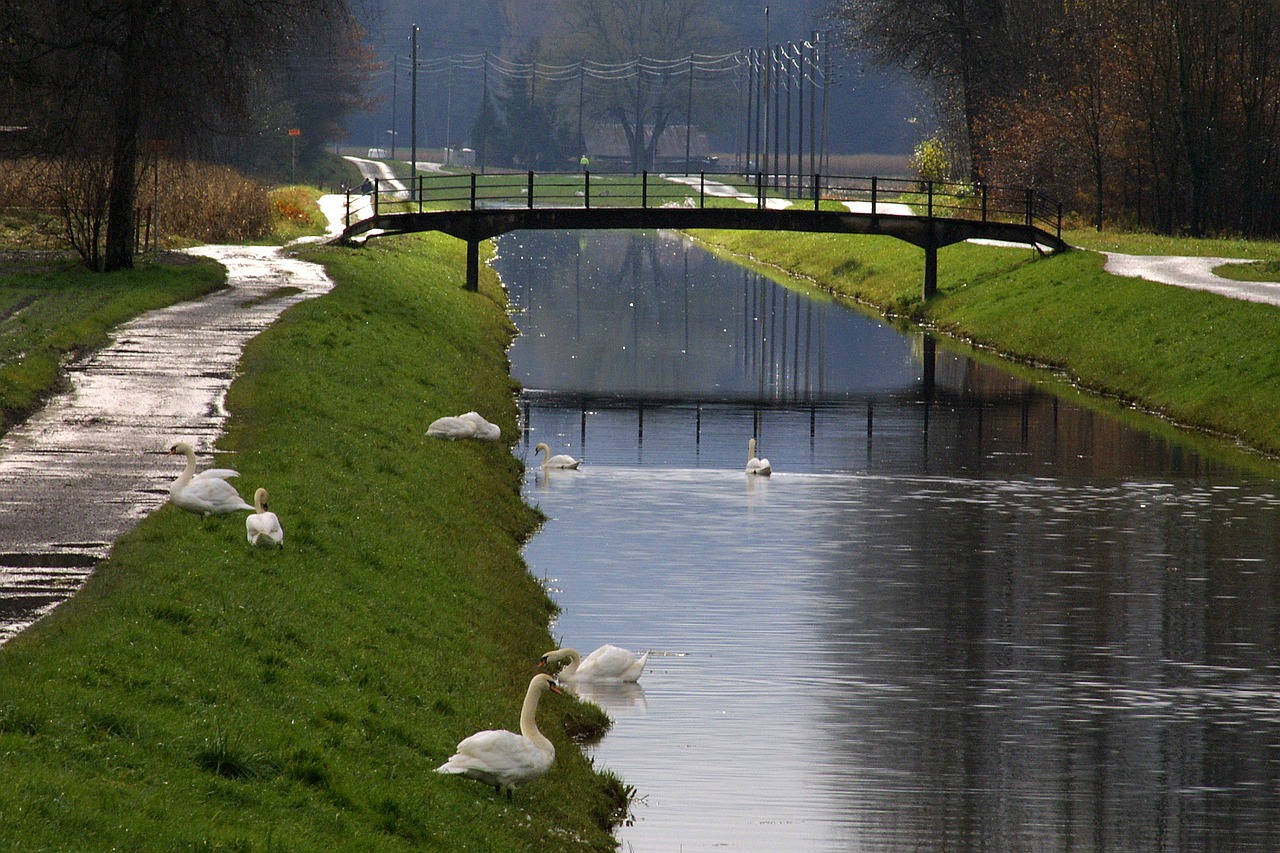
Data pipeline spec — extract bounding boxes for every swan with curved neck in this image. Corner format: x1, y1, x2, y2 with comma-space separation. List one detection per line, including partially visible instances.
167, 442, 254, 516
436, 673, 563, 798
246, 487, 284, 547
745, 438, 772, 476
540, 644, 648, 683
535, 443, 582, 470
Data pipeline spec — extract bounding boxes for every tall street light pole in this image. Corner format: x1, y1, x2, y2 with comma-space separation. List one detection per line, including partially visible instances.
410, 25, 419, 191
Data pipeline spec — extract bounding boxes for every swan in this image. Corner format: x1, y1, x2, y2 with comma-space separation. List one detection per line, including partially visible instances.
539, 644, 648, 683
246, 487, 284, 547
458, 411, 501, 441
436, 673, 563, 798
167, 442, 254, 516
534, 442, 582, 470
427, 415, 479, 440
745, 437, 772, 476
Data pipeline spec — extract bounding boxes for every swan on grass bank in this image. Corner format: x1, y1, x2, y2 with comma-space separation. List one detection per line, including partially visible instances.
436, 673, 563, 798
746, 437, 772, 476
540, 644, 648, 683
167, 442, 254, 517
534, 442, 582, 469
427, 411, 501, 441
246, 487, 284, 547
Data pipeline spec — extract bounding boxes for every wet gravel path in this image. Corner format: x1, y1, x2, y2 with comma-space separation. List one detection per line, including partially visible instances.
0, 244, 333, 643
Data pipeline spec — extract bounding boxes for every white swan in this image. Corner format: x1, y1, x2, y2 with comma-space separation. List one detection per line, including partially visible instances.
246, 487, 284, 547
426, 415, 479, 440
436, 673, 563, 798
746, 437, 772, 476
458, 411, 501, 441
534, 442, 582, 470
167, 442, 254, 517
539, 644, 648, 683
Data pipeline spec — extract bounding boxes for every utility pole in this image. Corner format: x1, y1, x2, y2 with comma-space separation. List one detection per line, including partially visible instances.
390, 53, 397, 160
764, 6, 770, 185
410, 25, 419, 190
686, 54, 694, 175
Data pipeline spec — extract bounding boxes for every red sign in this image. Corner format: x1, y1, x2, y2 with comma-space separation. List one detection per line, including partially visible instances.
287, 128, 301, 137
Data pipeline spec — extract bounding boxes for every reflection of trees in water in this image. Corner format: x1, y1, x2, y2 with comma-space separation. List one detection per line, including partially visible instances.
504, 230, 894, 402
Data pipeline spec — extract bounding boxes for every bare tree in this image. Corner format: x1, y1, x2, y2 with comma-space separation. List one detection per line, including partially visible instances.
545, 0, 729, 171
3, 0, 358, 270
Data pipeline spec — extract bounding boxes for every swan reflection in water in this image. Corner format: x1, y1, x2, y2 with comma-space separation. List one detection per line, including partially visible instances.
561, 679, 648, 716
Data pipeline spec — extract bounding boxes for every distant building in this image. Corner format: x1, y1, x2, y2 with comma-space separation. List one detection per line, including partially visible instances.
583, 125, 719, 171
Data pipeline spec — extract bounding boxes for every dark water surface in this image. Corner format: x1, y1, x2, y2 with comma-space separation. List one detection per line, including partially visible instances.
494, 230, 1280, 852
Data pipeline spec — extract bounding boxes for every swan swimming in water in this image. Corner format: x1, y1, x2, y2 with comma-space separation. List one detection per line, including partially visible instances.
745, 437, 772, 476
246, 487, 284, 547
539, 644, 648, 683
167, 442, 254, 517
436, 673, 563, 798
534, 442, 582, 470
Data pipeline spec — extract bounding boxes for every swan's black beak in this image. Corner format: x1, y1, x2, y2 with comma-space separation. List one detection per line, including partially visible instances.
536, 655, 549, 669
548, 679, 564, 695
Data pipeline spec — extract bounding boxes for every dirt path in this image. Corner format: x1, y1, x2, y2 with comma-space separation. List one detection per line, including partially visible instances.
0, 243, 334, 643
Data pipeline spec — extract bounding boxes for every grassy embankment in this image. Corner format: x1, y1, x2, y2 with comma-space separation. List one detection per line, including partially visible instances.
689, 224, 1280, 462
0, 229, 623, 850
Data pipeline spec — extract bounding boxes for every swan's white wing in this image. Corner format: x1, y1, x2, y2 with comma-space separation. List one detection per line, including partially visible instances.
547, 454, 581, 469
247, 511, 284, 546
458, 411, 501, 441
196, 468, 240, 481
437, 730, 553, 787
172, 477, 253, 515
578, 644, 647, 682
427, 416, 478, 439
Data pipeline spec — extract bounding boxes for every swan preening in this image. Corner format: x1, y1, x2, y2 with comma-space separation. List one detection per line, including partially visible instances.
246, 487, 284, 547
436, 673, 563, 798
746, 437, 772, 476
427, 411, 501, 441
167, 442, 254, 517
540, 644, 648, 683
534, 442, 582, 470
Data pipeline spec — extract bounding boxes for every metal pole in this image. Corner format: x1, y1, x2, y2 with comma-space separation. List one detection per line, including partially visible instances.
685, 54, 694, 175
410, 25, 418, 193
390, 53, 398, 160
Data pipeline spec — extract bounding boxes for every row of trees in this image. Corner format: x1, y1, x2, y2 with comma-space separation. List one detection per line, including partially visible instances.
0, 0, 376, 270
833, 0, 1280, 236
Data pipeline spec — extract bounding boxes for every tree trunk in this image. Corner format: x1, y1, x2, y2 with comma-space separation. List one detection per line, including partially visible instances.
103, 9, 147, 272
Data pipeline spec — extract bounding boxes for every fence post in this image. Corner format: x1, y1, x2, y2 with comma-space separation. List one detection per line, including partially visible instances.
470, 173, 477, 210
1025, 188, 1033, 226
642, 171, 648, 208
584, 170, 591, 209
373, 178, 380, 216
981, 184, 988, 221
813, 173, 820, 211
757, 172, 764, 209
344, 186, 351, 227
700, 172, 705, 209
871, 176, 878, 216
927, 181, 934, 218
417, 175, 424, 213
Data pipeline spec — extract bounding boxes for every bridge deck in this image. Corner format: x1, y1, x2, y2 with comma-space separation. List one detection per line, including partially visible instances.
335, 171, 1068, 296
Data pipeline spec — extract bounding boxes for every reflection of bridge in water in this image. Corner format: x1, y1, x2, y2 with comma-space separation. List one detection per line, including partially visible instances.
337, 171, 1068, 296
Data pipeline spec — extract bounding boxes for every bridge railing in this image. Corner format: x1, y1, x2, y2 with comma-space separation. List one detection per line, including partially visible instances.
353, 170, 1062, 240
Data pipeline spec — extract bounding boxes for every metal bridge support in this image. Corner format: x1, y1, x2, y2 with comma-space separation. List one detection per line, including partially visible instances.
923, 242, 938, 299
465, 239, 480, 292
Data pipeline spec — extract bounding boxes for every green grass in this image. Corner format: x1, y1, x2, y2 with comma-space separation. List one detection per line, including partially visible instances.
0, 254, 227, 432
690, 227, 1280, 459
0, 232, 622, 851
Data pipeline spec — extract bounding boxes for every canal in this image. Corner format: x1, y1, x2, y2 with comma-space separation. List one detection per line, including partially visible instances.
493, 229, 1280, 852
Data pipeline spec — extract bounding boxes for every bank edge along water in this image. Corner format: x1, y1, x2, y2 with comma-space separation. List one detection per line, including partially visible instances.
0, 227, 620, 851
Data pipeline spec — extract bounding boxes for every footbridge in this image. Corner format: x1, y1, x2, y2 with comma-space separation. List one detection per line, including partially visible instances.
336, 171, 1067, 296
